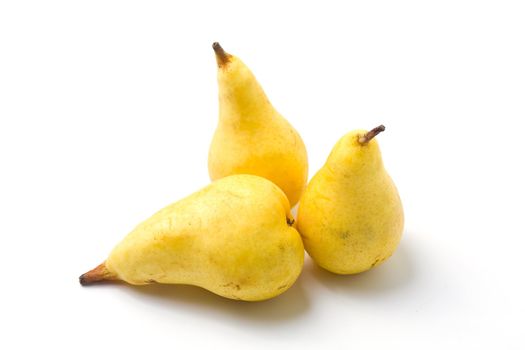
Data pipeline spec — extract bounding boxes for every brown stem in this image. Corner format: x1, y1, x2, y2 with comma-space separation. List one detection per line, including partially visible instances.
358, 125, 386, 144
212, 42, 231, 68
79, 262, 117, 286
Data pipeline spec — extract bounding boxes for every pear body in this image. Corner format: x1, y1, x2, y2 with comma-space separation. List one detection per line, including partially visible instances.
208, 45, 308, 206
105, 175, 304, 301
297, 129, 403, 274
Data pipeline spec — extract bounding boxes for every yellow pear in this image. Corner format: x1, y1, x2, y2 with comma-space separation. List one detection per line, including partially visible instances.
208, 42, 308, 206
297, 125, 404, 274
80, 175, 304, 301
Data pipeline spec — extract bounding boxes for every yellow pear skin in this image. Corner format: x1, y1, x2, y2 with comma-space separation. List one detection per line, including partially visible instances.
297, 125, 404, 274
80, 175, 304, 301
208, 43, 308, 206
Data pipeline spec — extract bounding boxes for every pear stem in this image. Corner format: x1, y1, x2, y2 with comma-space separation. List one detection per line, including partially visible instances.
358, 125, 386, 144
79, 262, 117, 286
212, 42, 231, 68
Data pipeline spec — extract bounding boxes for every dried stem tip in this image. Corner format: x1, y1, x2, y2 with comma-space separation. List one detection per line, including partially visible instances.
79, 262, 117, 286
358, 125, 386, 144
212, 42, 231, 68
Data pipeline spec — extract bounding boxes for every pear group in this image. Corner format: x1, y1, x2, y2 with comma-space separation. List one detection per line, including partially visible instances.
80, 43, 404, 302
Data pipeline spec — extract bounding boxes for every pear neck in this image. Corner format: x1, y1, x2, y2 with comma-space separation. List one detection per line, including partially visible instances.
326, 138, 384, 178
218, 69, 275, 124
219, 95, 275, 124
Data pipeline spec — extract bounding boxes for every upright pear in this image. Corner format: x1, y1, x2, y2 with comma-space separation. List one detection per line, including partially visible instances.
297, 125, 404, 274
80, 175, 304, 301
208, 43, 308, 206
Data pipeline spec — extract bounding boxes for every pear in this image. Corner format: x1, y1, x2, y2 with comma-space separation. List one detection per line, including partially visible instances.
208, 42, 308, 206
80, 175, 304, 301
297, 125, 404, 274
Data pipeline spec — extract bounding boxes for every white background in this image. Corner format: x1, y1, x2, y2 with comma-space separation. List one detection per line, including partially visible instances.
1, 1, 524, 349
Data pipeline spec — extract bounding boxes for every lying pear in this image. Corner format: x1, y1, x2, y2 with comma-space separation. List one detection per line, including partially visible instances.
80, 175, 304, 301
297, 125, 404, 274
208, 42, 308, 206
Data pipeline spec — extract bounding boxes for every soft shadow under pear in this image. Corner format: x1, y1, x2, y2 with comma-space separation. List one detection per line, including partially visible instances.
115, 268, 311, 324
308, 239, 415, 296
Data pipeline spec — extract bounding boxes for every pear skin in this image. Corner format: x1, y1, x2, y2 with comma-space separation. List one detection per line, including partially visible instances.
297, 125, 404, 274
208, 42, 308, 206
80, 175, 304, 301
